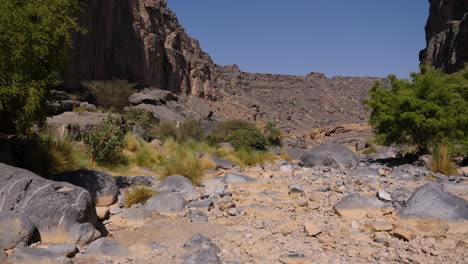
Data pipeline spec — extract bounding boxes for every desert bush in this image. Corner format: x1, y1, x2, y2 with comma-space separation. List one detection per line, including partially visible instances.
229, 129, 268, 151
22, 134, 81, 177
430, 144, 457, 175
214, 120, 256, 138
84, 115, 127, 163
178, 119, 205, 141
133, 142, 164, 168
124, 186, 157, 207
0, 0, 83, 134
200, 155, 216, 170
82, 80, 136, 111
264, 121, 282, 146
364, 66, 468, 152
149, 121, 178, 141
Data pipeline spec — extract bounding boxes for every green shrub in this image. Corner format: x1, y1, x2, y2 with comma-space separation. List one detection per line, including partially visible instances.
0, 0, 83, 134
149, 121, 178, 141
82, 80, 136, 111
214, 120, 256, 137
124, 186, 157, 207
178, 119, 205, 141
84, 115, 127, 163
263, 121, 282, 146
229, 129, 268, 151
133, 142, 164, 168
430, 144, 457, 175
123, 107, 154, 138
22, 135, 81, 177
364, 66, 468, 152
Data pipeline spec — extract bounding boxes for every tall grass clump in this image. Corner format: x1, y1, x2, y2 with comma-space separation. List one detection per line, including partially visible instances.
124, 186, 157, 207
160, 144, 204, 185
430, 144, 457, 175
22, 134, 81, 177
149, 121, 178, 141
82, 80, 136, 111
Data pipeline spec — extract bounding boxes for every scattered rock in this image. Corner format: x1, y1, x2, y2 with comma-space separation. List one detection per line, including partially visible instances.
47, 244, 77, 258
10, 243, 72, 264
399, 183, 468, 221
300, 143, 358, 169
188, 200, 214, 210
157, 175, 196, 195
201, 179, 227, 197
348, 167, 380, 178
273, 222, 298, 236
145, 192, 187, 213
0, 212, 36, 250
189, 210, 208, 222
288, 184, 304, 196
0, 163, 97, 243
377, 190, 392, 202
392, 227, 416, 241
279, 164, 294, 174
67, 223, 99, 246
84, 238, 132, 258
50, 170, 119, 207
304, 223, 321, 236
223, 173, 257, 184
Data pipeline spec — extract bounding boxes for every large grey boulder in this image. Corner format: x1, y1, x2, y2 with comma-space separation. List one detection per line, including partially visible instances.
182, 233, 220, 264
67, 223, 99, 246
399, 183, 468, 221
136, 104, 185, 123
0, 163, 97, 243
223, 173, 256, 184
187, 96, 213, 120
0, 212, 36, 250
10, 243, 72, 264
50, 170, 119, 207
145, 192, 187, 213
84, 238, 131, 258
157, 175, 196, 195
299, 143, 358, 170
333, 193, 385, 218
129, 89, 178, 105
47, 244, 77, 258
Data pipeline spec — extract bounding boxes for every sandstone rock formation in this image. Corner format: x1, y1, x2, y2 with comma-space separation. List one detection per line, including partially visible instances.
67, 0, 216, 99
420, 0, 468, 73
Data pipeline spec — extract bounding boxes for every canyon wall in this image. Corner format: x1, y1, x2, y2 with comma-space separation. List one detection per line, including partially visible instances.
420, 0, 468, 73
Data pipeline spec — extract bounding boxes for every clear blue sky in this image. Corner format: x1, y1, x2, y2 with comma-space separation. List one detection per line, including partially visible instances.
167, 0, 429, 78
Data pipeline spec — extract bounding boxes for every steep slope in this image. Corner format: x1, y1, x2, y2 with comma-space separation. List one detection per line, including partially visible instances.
420, 0, 468, 73
66, 0, 216, 99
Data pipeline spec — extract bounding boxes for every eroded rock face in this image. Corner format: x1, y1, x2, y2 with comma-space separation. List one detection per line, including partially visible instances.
0, 163, 98, 243
420, 0, 468, 73
67, 0, 216, 99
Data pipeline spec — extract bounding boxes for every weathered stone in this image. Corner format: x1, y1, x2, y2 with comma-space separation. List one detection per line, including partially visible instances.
273, 222, 298, 236
0, 163, 97, 243
188, 200, 214, 210
10, 243, 72, 264
67, 223, 98, 246
210, 155, 236, 169
95, 207, 110, 220
304, 223, 321, 237
145, 192, 187, 213
201, 179, 227, 197
129, 89, 178, 105
377, 190, 392, 202
279, 164, 294, 174
333, 193, 384, 218
46, 111, 108, 140
399, 183, 468, 221
47, 244, 78, 258
223, 173, 257, 184
50, 170, 119, 207
370, 221, 393, 232
288, 184, 304, 196
300, 143, 358, 170
136, 104, 186, 123
189, 210, 208, 222
182, 234, 220, 264
157, 175, 196, 195
84, 238, 132, 258
0, 212, 36, 250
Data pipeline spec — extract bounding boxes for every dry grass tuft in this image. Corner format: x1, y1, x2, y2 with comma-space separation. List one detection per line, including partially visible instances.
125, 186, 157, 207
429, 144, 457, 175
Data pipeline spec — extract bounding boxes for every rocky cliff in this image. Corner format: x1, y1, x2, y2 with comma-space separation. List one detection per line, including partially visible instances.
420, 0, 468, 73
66, 0, 216, 99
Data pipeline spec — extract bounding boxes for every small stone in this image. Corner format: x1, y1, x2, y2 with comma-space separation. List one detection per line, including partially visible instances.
350, 220, 360, 229
304, 223, 321, 236
109, 206, 122, 215
377, 190, 392, 202
273, 222, 298, 236
189, 210, 208, 222
0, 212, 36, 250
67, 223, 98, 246
227, 208, 238, 216
370, 221, 393, 232
288, 184, 304, 196
392, 227, 416, 241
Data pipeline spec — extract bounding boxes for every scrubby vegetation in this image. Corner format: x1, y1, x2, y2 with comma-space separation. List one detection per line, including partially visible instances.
362, 139, 378, 154
0, 0, 83, 134
82, 80, 136, 111
430, 144, 457, 175
124, 186, 157, 207
229, 129, 268, 151
364, 66, 468, 153
263, 121, 283, 146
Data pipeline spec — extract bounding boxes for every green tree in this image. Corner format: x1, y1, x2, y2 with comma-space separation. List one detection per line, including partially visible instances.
0, 0, 82, 134
364, 66, 468, 152
263, 121, 283, 146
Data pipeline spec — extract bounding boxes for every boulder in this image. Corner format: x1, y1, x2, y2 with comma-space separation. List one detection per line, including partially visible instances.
0, 212, 36, 250
84, 238, 132, 258
67, 223, 99, 246
399, 183, 468, 221
47, 244, 77, 258
10, 243, 72, 264
129, 89, 178, 106
188, 210, 208, 222
210, 155, 236, 169
223, 173, 257, 184
50, 170, 119, 207
348, 167, 380, 178
145, 192, 187, 213
333, 193, 384, 218
300, 143, 358, 169
157, 175, 196, 195
187, 96, 213, 119
0, 250, 6, 263
0, 163, 97, 243
46, 111, 108, 140
136, 104, 185, 123
182, 233, 220, 264
201, 179, 227, 197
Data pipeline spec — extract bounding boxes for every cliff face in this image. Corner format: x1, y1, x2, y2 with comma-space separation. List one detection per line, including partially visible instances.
66, 0, 216, 99
420, 0, 468, 73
